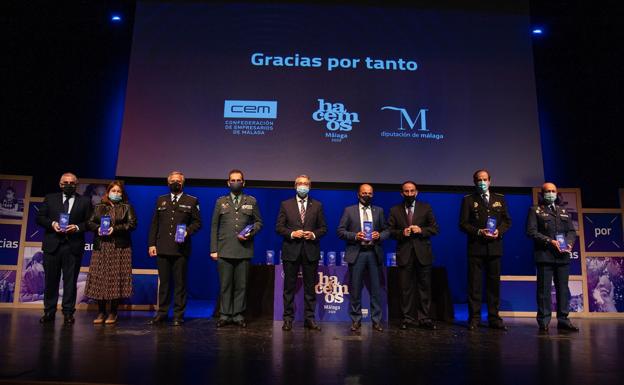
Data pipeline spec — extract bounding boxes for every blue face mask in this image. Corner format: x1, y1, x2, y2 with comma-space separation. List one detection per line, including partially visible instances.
543, 192, 557, 204
476, 180, 489, 192
296, 186, 310, 198
108, 193, 122, 203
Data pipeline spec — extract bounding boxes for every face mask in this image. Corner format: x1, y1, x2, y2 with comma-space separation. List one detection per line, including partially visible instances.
229, 182, 243, 193
476, 180, 489, 193
169, 182, 182, 194
62, 184, 76, 196
296, 186, 310, 198
543, 192, 557, 204
403, 195, 415, 205
108, 193, 122, 203
359, 195, 372, 206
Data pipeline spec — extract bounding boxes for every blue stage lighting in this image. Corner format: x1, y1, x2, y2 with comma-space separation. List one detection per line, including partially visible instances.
532, 28, 543, 35
111, 15, 122, 23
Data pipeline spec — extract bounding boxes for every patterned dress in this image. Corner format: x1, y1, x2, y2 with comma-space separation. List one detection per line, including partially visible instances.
85, 205, 133, 300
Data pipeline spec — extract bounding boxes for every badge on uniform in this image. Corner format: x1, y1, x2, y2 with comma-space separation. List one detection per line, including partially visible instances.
241, 204, 253, 210
473, 202, 479, 208
175, 224, 186, 243
99, 215, 111, 236
492, 201, 502, 208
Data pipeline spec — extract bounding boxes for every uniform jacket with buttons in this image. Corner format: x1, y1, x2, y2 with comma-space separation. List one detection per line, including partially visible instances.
210, 193, 263, 259
526, 204, 576, 264
148, 193, 201, 257
459, 192, 512, 257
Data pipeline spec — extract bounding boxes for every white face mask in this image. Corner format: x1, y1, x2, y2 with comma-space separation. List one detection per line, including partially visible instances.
296, 186, 309, 197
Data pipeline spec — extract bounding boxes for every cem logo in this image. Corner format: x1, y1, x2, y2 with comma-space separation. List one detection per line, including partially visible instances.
312, 99, 359, 131
315, 271, 349, 303
223, 100, 277, 119
381, 106, 429, 131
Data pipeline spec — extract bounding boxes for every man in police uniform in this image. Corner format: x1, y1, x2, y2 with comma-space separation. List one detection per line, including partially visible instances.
210, 169, 262, 328
148, 171, 201, 326
526, 182, 579, 332
459, 169, 511, 330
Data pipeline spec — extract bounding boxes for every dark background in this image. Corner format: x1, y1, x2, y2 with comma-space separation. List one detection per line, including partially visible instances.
2, 1, 623, 303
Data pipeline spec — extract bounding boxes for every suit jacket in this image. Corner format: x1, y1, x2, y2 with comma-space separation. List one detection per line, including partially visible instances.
275, 196, 327, 262
87, 202, 137, 250
337, 204, 389, 265
526, 204, 576, 264
36, 192, 92, 255
148, 193, 201, 257
387, 201, 439, 266
459, 192, 511, 257
210, 193, 263, 259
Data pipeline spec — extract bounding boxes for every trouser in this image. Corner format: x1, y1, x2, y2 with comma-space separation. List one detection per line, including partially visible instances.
467, 254, 502, 323
398, 249, 432, 322
536, 262, 571, 326
217, 257, 250, 322
43, 243, 82, 315
283, 253, 318, 322
156, 254, 188, 318
349, 249, 383, 323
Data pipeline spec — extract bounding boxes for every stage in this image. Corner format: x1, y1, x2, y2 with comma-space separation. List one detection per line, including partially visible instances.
1, 307, 622, 385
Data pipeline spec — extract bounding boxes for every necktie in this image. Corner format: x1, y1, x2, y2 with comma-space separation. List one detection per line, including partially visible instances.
550, 204, 555, 212
233, 195, 239, 208
406, 205, 413, 225
172, 195, 178, 205
299, 199, 306, 223
362, 206, 370, 222
63, 195, 70, 213
482, 193, 489, 205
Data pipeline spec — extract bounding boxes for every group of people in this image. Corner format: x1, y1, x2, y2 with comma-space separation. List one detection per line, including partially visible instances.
36, 169, 579, 333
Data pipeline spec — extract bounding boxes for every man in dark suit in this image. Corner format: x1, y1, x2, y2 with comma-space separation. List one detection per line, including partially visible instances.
36, 172, 92, 324
148, 171, 201, 326
210, 169, 263, 328
387, 181, 439, 330
276, 174, 327, 331
526, 182, 579, 333
459, 169, 511, 330
337, 184, 389, 332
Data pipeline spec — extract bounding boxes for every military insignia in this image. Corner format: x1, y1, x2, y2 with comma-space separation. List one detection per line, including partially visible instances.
242, 204, 253, 210
562, 209, 566, 214
180, 204, 191, 209
221, 202, 229, 208
492, 202, 502, 208
161, 201, 167, 206
196, 205, 200, 211
473, 202, 479, 208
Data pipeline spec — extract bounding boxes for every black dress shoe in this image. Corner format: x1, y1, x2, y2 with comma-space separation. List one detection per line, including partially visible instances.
216, 319, 230, 328
304, 320, 321, 331
488, 321, 508, 331
40, 313, 55, 324
419, 320, 437, 330
557, 322, 579, 332
233, 320, 247, 328
350, 321, 361, 332
282, 320, 292, 331
63, 314, 75, 325
372, 322, 383, 332
172, 318, 184, 326
147, 314, 167, 325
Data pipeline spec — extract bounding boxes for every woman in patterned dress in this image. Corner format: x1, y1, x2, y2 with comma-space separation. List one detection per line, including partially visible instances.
86, 181, 137, 324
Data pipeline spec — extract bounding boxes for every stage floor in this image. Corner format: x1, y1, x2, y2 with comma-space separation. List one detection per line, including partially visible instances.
1, 308, 623, 385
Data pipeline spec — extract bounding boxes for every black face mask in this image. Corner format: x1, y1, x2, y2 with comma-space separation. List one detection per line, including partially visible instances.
403, 195, 415, 205
229, 182, 243, 194
62, 184, 76, 196
169, 182, 182, 194
359, 195, 372, 206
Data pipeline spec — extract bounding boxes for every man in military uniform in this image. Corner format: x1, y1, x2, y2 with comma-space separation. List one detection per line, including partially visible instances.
526, 182, 579, 333
148, 171, 201, 326
210, 169, 263, 328
459, 169, 511, 330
